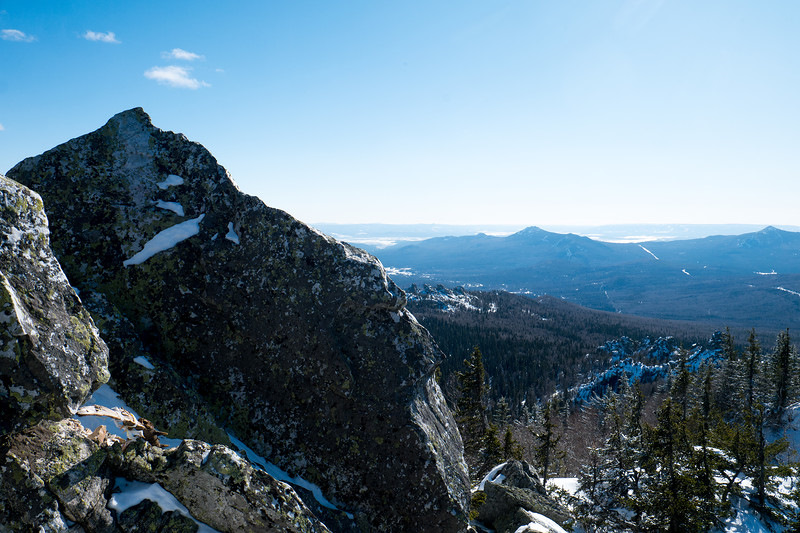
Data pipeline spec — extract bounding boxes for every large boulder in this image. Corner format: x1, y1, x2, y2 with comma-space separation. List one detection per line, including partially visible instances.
0, 175, 108, 434
475, 461, 570, 533
8, 108, 469, 531
0, 417, 330, 532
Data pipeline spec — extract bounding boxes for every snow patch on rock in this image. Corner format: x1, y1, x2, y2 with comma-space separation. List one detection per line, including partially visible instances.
225, 222, 239, 244
123, 214, 205, 266
157, 174, 184, 189
155, 200, 185, 217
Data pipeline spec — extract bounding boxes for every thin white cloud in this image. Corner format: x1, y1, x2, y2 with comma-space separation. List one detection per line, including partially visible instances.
1, 29, 36, 42
144, 65, 209, 89
162, 48, 204, 61
83, 30, 120, 44
0, 123, 5, 131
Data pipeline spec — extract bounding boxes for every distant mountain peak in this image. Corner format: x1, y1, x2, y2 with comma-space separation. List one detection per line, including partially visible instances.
514, 226, 547, 236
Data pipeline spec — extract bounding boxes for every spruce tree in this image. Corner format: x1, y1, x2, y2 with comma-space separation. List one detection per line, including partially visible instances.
771, 329, 793, 420
482, 423, 504, 471
533, 400, 563, 487
742, 329, 763, 409
502, 426, 523, 461
715, 327, 740, 416
456, 346, 488, 457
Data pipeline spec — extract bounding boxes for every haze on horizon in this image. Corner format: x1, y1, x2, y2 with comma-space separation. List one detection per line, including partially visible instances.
1, 1, 798, 228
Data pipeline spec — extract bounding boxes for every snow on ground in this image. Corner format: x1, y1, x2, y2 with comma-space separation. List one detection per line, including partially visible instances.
225, 432, 353, 518
155, 200, 185, 216
77, 384, 182, 447
123, 214, 205, 266
108, 478, 220, 532
515, 510, 569, 533
549, 477, 579, 496
156, 174, 184, 189
715, 495, 783, 533
225, 222, 240, 244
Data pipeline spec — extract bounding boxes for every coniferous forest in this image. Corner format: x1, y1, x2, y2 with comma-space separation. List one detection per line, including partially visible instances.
410, 287, 800, 531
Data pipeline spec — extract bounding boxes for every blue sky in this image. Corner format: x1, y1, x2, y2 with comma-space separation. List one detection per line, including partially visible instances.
1, 1, 798, 226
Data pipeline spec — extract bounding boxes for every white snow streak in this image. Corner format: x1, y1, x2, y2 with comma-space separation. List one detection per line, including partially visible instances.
638, 245, 659, 260
123, 214, 205, 266
777, 286, 800, 298
225, 432, 350, 516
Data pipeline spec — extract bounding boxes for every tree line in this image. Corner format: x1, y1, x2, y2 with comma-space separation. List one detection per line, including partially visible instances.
453, 328, 800, 531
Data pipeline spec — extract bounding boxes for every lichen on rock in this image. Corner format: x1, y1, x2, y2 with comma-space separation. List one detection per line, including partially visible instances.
8, 108, 470, 531
0, 175, 109, 435
0, 417, 330, 532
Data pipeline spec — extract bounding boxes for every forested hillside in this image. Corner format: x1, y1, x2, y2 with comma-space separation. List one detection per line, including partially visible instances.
436, 286, 800, 530
406, 285, 733, 412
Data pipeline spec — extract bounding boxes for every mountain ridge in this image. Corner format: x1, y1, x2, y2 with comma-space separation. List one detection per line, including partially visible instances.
373, 225, 800, 330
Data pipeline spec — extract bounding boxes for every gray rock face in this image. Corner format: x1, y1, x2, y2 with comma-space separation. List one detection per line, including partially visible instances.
0, 175, 109, 434
0, 417, 330, 532
8, 108, 469, 531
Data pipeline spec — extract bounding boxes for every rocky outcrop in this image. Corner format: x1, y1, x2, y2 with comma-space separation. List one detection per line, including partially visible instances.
0, 417, 331, 531
0, 175, 108, 434
8, 108, 469, 531
474, 461, 570, 533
